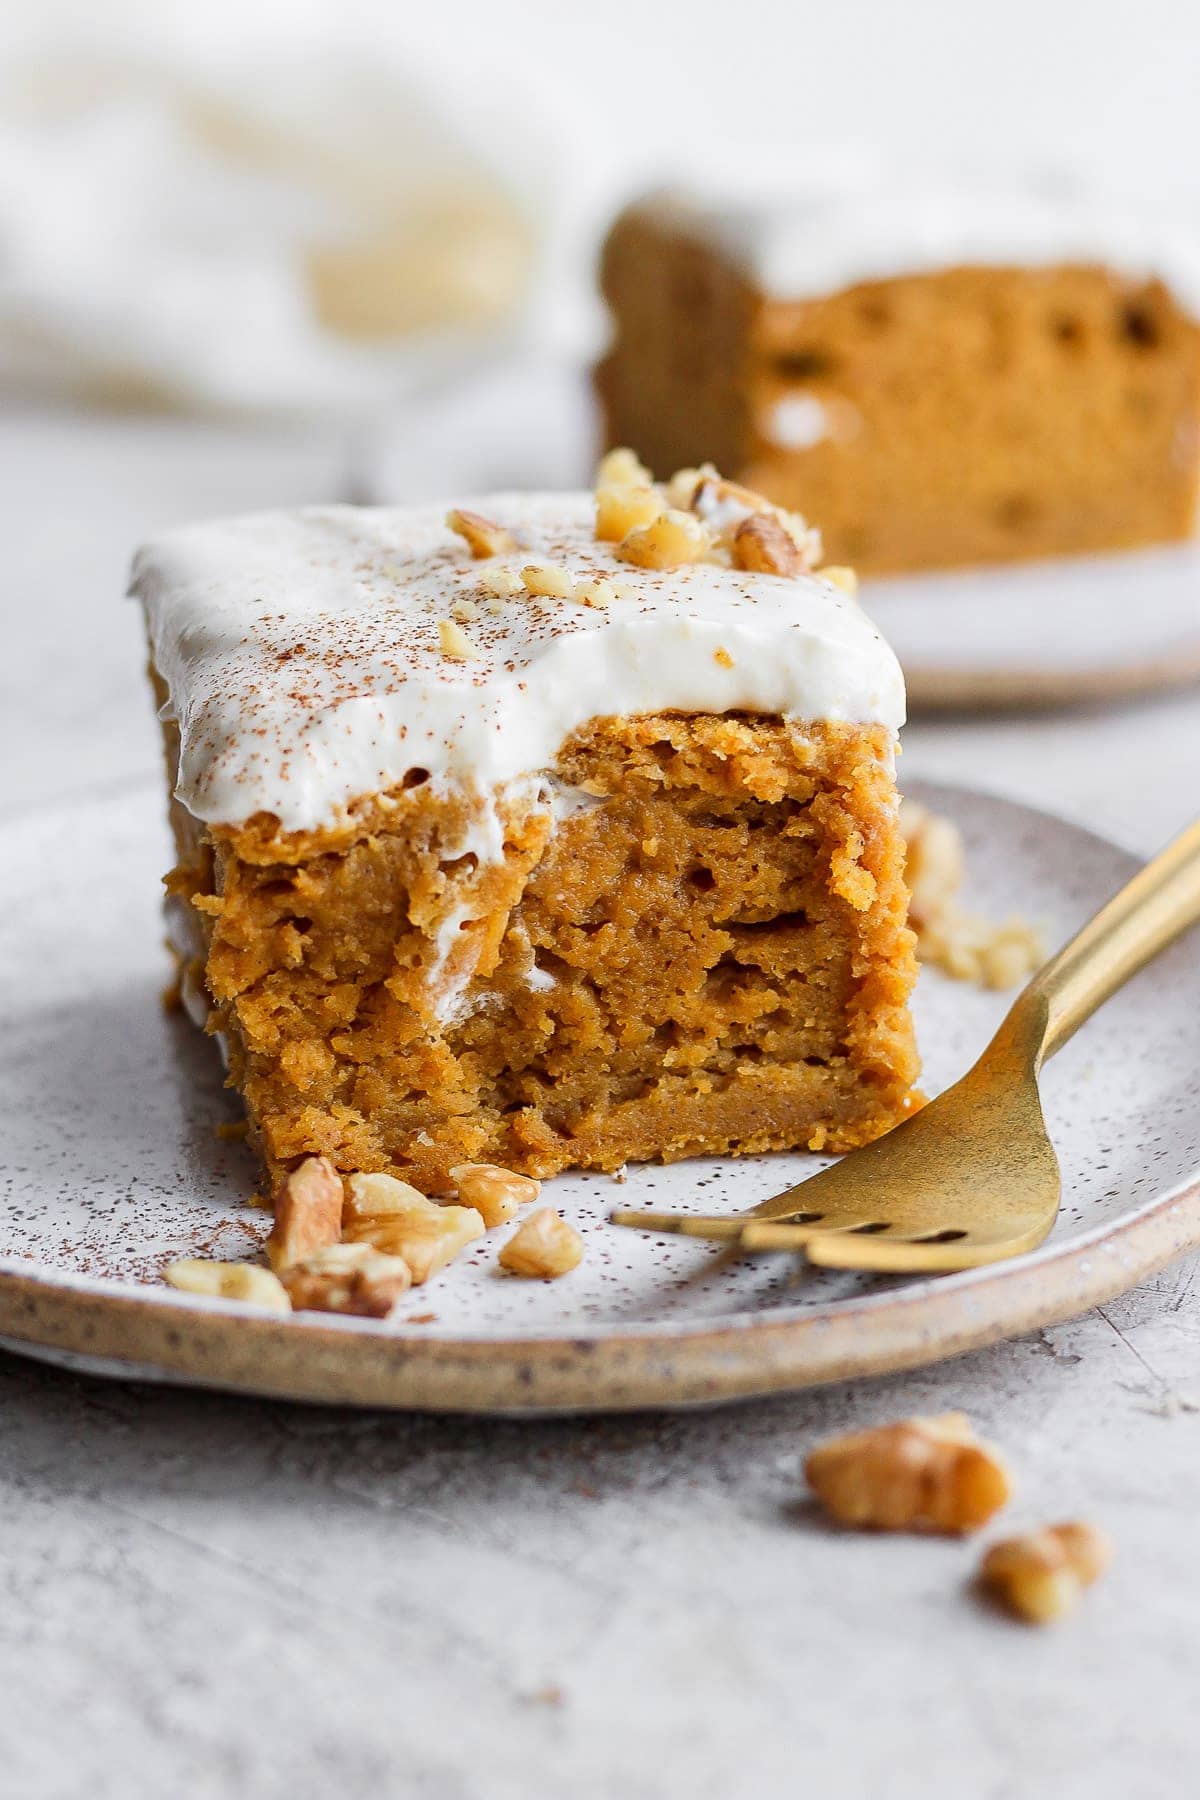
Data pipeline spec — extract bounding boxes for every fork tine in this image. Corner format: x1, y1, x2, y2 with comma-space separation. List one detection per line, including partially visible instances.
608, 1209, 742, 1240
763, 1219, 1052, 1271
608, 1208, 827, 1242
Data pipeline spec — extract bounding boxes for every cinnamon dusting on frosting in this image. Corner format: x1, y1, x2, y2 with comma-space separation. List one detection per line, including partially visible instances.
132, 480, 902, 836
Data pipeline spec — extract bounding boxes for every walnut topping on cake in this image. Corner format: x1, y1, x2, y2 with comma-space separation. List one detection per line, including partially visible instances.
477, 565, 524, 601
818, 565, 859, 596
595, 483, 664, 543
593, 449, 824, 578
521, 562, 575, 599
617, 508, 711, 570
447, 507, 519, 558
595, 446, 653, 490
438, 618, 479, 660
732, 514, 805, 577
573, 576, 626, 610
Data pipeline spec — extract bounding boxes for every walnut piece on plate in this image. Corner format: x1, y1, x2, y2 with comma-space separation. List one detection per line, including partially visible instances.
265, 1154, 344, 1272
450, 1162, 540, 1228
165, 1259, 291, 1313
280, 1242, 412, 1318
498, 1207, 584, 1278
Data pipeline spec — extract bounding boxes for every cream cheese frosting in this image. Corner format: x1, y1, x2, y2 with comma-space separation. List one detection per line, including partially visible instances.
132, 492, 904, 836
638, 175, 1200, 315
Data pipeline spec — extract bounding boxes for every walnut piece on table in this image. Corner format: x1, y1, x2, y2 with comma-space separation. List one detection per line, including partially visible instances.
498, 1207, 584, 1278
265, 1155, 344, 1272
805, 1412, 1012, 1534
279, 1242, 412, 1318
980, 1521, 1113, 1623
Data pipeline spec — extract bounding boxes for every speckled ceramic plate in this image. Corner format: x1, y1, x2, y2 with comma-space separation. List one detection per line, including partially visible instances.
865, 544, 1200, 710
2, 776, 1199, 1414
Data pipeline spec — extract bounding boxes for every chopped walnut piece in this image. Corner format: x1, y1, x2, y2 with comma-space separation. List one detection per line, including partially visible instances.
478, 565, 524, 602
265, 1154, 344, 1272
446, 507, 518, 558
280, 1242, 411, 1318
617, 509, 710, 570
732, 513, 804, 577
521, 562, 575, 600
450, 1162, 540, 1228
664, 465, 708, 510
438, 618, 479, 661
902, 800, 1044, 991
451, 596, 479, 624
805, 1412, 1012, 1534
690, 470, 771, 523
573, 576, 626, 610
595, 446, 652, 489
901, 800, 966, 931
818, 564, 859, 597
344, 1172, 485, 1284
980, 1522, 1113, 1624
342, 1170, 430, 1221
498, 1207, 584, 1278
595, 483, 664, 543
164, 1259, 292, 1313
780, 511, 823, 566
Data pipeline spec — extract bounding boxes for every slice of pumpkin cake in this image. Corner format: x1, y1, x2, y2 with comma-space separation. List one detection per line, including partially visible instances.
133, 456, 918, 1194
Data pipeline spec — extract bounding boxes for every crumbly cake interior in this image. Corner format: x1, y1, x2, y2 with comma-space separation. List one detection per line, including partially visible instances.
599, 213, 1200, 572
163, 708, 919, 1194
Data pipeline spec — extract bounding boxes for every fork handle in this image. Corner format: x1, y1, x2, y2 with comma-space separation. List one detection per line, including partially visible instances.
1022, 815, 1200, 1064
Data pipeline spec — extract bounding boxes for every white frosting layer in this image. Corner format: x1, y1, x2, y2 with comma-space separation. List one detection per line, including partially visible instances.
640, 175, 1200, 314
133, 493, 904, 835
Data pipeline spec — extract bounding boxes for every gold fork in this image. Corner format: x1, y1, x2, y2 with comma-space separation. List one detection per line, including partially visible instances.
611, 815, 1200, 1273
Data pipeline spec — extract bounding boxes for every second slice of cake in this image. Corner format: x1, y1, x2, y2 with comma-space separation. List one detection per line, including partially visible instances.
598, 179, 1200, 573
134, 459, 919, 1194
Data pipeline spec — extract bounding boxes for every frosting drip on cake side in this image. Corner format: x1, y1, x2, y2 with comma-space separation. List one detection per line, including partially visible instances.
132, 493, 904, 836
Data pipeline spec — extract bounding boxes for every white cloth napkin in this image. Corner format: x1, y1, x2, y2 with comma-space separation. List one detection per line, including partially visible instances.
0, 42, 558, 416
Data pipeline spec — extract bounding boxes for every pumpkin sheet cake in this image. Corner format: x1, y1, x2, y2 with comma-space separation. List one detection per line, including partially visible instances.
133, 459, 919, 1195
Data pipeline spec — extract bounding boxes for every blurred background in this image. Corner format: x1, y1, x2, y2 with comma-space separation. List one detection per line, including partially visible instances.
5, 0, 1200, 422
6, 0, 1200, 837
